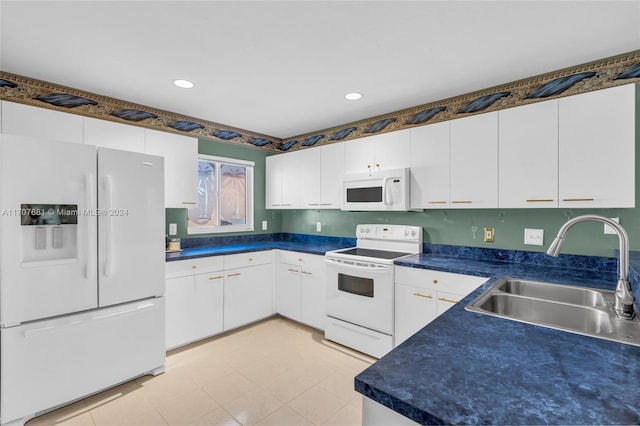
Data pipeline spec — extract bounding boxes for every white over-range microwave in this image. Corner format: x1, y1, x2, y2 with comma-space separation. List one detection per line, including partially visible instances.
342, 167, 410, 211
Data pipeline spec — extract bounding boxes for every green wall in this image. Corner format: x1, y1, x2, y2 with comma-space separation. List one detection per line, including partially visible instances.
165, 139, 282, 239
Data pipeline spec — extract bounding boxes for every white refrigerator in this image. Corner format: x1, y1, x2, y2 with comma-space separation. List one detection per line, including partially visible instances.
0, 135, 166, 426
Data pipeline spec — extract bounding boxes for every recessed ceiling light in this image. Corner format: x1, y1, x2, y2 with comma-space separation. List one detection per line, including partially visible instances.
345, 92, 362, 101
173, 79, 194, 89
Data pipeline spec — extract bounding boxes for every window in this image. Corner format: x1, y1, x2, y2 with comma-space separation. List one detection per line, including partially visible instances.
187, 154, 254, 234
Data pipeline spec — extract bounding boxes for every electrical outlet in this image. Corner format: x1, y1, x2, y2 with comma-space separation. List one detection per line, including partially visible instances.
483, 227, 494, 242
169, 223, 177, 235
262, 220, 268, 231
604, 217, 619, 235
316, 222, 322, 232
524, 228, 544, 246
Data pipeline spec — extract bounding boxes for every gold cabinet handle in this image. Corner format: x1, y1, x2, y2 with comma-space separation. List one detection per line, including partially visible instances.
319, 203, 333, 206
433, 279, 438, 284
438, 297, 459, 304
412, 293, 433, 299
526, 199, 554, 203
287, 268, 299, 273
451, 200, 472, 204
248, 257, 253, 262
562, 198, 594, 202
227, 273, 241, 277
301, 271, 312, 275
208, 276, 224, 280
182, 201, 197, 205
428, 201, 447, 204
191, 265, 197, 270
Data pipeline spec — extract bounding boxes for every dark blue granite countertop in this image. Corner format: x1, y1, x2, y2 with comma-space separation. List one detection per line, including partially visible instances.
165, 233, 355, 261
166, 240, 350, 261
356, 253, 640, 425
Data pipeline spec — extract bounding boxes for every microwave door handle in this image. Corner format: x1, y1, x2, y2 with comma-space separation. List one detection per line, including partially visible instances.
382, 177, 392, 206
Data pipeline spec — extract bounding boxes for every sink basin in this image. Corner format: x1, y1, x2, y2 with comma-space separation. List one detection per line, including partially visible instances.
496, 279, 607, 307
466, 278, 640, 347
477, 294, 613, 334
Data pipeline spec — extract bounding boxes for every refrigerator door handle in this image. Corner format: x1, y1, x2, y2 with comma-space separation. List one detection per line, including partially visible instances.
86, 174, 96, 280
103, 175, 114, 277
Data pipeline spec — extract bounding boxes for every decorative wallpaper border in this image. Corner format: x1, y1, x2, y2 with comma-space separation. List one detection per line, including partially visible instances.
1, 49, 639, 153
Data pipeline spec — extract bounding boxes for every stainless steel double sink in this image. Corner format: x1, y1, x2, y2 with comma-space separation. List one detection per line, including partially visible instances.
465, 278, 640, 346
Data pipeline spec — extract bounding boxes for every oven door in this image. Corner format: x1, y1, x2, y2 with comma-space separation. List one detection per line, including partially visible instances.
325, 256, 394, 335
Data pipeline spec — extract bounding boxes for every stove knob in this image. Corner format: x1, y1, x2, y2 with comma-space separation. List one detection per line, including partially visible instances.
404, 229, 409, 236
365, 228, 371, 233
411, 230, 417, 237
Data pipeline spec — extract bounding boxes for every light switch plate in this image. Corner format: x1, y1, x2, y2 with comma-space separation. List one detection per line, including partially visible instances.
316, 222, 322, 232
604, 217, 619, 235
483, 227, 494, 242
169, 223, 177, 235
262, 220, 268, 230
524, 228, 544, 246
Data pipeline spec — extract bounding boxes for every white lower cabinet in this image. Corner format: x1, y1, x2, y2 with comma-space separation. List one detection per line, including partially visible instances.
165, 251, 275, 350
394, 266, 487, 346
165, 257, 225, 350
277, 251, 326, 330
224, 262, 274, 331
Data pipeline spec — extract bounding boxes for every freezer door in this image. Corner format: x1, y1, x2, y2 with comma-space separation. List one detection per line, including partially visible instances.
97, 148, 165, 306
0, 135, 98, 326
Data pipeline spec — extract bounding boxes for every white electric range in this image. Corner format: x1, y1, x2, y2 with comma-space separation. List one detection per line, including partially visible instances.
324, 224, 422, 358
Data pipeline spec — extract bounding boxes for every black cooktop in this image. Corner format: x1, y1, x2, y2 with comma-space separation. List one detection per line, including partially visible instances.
336, 247, 411, 260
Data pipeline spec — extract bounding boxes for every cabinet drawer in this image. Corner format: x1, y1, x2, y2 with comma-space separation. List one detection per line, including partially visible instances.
165, 256, 224, 279
395, 266, 487, 296
224, 250, 273, 270
278, 250, 320, 267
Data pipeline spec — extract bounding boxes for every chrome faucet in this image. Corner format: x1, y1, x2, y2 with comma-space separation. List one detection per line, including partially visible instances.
547, 214, 636, 319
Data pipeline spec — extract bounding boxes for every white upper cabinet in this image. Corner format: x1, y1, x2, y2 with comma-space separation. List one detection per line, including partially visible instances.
300, 142, 344, 209
499, 100, 559, 208
266, 142, 344, 210
1, 101, 83, 144
144, 129, 198, 208
265, 154, 283, 209
280, 149, 306, 208
449, 111, 499, 208
83, 117, 145, 152
558, 84, 635, 208
409, 121, 450, 209
344, 129, 410, 173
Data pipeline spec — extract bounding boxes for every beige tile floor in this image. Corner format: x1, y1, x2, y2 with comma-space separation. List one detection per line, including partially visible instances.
26, 317, 375, 426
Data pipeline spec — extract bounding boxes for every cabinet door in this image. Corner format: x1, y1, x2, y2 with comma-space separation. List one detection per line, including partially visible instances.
165, 273, 223, 350
409, 121, 450, 209
300, 255, 326, 330
450, 112, 499, 208
145, 129, 198, 208
277, 263, 301, 321
224, 264, 274, 331
373, 129, 410, 170
499, 100, 558, 208
280, 150, 306, 208
297, 148, 322, 208
84, 117, 145, 152
319, 142, 344, 208
344, 136, 376, 173
394, 284, 437, 346
436, 290, 463, 316
265, 155, 283, 208
1, 101, 83, 144
559, 84, 635, 208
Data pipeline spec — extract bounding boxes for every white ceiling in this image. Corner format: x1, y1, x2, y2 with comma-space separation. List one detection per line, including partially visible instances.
1, 1, 639, 139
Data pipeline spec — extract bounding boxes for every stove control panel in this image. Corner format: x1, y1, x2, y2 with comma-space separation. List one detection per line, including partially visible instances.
356, 224, 422, 243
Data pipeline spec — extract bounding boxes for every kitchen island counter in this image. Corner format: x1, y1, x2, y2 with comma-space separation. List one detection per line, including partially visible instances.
356, 253, 640, 425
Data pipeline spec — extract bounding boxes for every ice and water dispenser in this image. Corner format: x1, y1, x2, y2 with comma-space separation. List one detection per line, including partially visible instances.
21, 204, 78, 266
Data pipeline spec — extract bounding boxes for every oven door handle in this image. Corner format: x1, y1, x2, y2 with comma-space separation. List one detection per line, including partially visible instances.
324, 257, 393, 272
